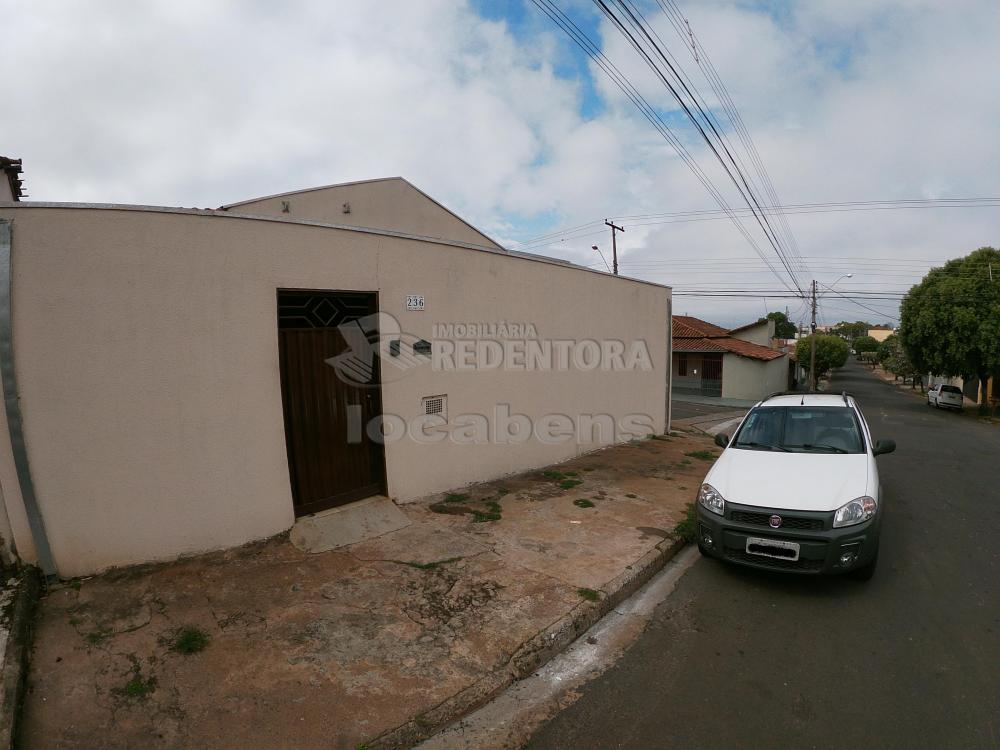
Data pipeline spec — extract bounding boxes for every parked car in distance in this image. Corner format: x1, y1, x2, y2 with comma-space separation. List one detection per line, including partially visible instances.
697, 392, 895, 581
927, 384, 964, 411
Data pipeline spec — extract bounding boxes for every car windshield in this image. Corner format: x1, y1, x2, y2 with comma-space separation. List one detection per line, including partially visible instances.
941, 385, 962, 394
732, 406, 865, 454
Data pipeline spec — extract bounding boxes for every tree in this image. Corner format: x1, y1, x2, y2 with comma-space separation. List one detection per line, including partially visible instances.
796, 334, 850, 380
877, 334, 921, 389
757, 311, 797, 338
852, 335, 879, 355
831, 320, 872, 341
900, 246, 1000, 414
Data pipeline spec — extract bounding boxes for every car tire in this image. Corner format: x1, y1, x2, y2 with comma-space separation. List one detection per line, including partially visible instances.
850, 547, 878, 582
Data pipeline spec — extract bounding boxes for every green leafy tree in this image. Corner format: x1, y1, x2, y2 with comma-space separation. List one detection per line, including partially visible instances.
796, 334, 850, 379
832, 320, 872, 341
852, 335, 880, 354
756, 311, 797, 338
877, 334, 921, 389
900, 246, 1000, 414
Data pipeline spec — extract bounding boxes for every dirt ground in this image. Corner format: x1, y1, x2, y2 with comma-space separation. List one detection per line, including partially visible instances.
22, 432, 717, 750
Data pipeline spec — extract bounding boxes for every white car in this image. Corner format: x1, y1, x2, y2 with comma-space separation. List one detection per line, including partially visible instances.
696, 393, 895, 581
927, 384, 964, 411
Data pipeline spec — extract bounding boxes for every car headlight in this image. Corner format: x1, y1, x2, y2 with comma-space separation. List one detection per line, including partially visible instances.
698, 484, 725, 516
832, 496, 877, 528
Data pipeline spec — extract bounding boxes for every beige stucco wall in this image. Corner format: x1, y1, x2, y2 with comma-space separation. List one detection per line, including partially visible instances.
0, 205, 668, 577
223, 178, 503, 250
0, 179, 13, 203
868, 328, 893, 342
721, 353, 788, 401
731, 319, 774, 347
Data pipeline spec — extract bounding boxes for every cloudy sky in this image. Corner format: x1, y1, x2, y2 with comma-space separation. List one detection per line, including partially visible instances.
5, 0, 999, 326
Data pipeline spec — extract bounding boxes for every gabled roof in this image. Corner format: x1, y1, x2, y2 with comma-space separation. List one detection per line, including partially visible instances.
673, 314, 785, 362
220, 176, 505, 251
672, 315, 730, 338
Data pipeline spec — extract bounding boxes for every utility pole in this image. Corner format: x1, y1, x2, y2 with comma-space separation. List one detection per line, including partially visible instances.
809, 280, 818, 392
605, 219, 624, 275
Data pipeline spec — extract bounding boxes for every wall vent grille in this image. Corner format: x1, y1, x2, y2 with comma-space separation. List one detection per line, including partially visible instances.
422, 395, 446, 417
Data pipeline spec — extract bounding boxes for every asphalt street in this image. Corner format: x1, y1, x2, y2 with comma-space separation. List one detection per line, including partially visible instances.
529, 359, 1000, 750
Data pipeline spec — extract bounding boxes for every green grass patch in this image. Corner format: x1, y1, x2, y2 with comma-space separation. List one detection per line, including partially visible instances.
115, 673, 157, 699
559, 478, 583, 490
85, 628, 113, 646
674, 502, 698, 543
577, 588, 601, 602
651, 434, 672, 441
472, 510, 502, 523
542, 470, 565, 480
171, 627, 210, 655
685, 450, 717, 462
443, 492, 470, 504
573, 498, 595, 508
563, 470, 579, 477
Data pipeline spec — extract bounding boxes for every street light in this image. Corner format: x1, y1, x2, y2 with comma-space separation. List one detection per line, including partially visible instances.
809, 273, 855, 391
592, 245, 612, 273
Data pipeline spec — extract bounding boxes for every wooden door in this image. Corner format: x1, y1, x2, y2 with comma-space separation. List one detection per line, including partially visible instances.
277, 291, 386, 516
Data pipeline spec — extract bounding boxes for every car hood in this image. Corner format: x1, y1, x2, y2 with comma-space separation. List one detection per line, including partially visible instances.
704, 448, 871, 512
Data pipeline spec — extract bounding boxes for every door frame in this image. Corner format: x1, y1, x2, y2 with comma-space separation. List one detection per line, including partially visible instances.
276, 288, 388, 517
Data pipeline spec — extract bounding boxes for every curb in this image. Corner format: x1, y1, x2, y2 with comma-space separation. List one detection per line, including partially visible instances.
0, 567, 42, 750
369, 537, 686, 749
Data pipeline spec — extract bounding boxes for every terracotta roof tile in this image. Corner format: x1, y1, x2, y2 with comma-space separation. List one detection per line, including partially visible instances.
672, 315, 785, 361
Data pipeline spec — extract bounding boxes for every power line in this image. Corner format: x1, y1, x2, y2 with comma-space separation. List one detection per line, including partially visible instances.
527, 0, 798, 293
594, 0, 805, 292
513, 198, 1000, 249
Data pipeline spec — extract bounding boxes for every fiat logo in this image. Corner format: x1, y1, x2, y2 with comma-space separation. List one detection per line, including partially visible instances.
769, 515, 782, 528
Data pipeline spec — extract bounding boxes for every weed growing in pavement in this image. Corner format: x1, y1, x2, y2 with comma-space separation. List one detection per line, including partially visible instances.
674, 502, 698, 543
685, 450, 717, 462
573, 498, 595, 508
559, 478, 583, 489
115, 672, 157, 699
85, 629, 113, 646
577, 588, 601, 602
171, 627, 210, 655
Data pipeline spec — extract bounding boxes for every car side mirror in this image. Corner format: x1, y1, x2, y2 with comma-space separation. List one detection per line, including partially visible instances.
714, 432, 730, 448
873, 438, 896, 456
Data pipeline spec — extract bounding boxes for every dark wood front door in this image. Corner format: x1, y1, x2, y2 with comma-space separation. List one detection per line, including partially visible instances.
277, 290, 386, 516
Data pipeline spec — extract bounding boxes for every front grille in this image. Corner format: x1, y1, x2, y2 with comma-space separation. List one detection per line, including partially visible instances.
730, 510, 824, 531
725, 548, 825, 572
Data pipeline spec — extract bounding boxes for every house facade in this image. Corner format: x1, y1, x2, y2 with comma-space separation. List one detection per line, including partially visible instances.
672, 316, 787, 401
0, 177, 672, 577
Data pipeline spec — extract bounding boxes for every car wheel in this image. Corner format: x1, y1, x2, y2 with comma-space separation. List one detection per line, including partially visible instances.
850, 547, 878, 582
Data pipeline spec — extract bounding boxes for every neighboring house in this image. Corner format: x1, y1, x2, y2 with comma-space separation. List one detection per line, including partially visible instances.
672, 316, 787, 401
0, 156, 24, 202
0, 175, 672, 577
867, 325, 894, 342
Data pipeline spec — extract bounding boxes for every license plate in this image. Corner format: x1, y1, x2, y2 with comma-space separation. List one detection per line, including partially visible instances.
746, 536, 800, 561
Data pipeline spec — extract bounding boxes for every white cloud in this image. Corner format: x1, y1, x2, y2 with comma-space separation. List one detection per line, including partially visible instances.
3, 0, 999, 327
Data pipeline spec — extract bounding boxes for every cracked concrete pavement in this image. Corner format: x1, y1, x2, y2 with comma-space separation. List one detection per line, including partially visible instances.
21, 432, 714, 749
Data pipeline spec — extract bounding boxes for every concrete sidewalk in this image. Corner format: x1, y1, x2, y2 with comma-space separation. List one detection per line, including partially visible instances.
22, 433, 716, 750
